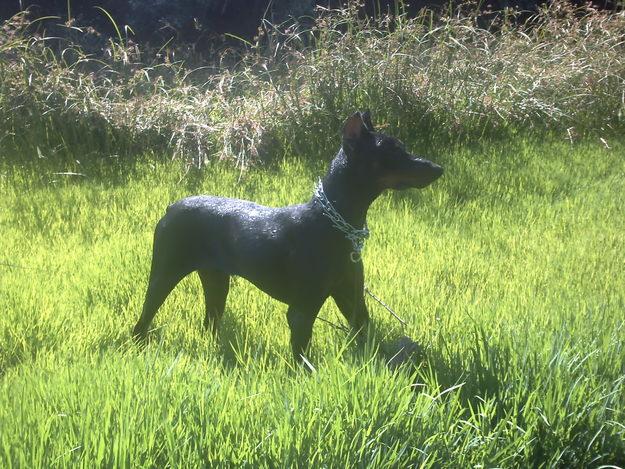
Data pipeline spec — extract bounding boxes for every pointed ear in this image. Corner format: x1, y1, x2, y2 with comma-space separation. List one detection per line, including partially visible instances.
362, 110, 374, 131
342, 112, 367, 142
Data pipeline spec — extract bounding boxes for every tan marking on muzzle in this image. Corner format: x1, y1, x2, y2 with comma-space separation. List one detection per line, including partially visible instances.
379, 173, 414, 189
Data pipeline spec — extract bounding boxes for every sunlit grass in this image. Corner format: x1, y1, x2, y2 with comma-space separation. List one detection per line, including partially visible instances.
1, 136, 624, 466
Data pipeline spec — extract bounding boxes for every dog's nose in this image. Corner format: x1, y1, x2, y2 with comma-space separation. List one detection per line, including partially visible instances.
418, 158, 442, 181
408, 158, 443, 188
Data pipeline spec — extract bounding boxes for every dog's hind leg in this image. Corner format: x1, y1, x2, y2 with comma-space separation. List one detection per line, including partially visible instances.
197, 269, 229, 336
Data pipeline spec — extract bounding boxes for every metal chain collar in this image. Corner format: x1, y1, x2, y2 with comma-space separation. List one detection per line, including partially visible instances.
313, 179, 370, 262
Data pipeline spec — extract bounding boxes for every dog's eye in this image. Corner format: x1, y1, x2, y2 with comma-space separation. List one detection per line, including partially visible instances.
378, 140, 394, 151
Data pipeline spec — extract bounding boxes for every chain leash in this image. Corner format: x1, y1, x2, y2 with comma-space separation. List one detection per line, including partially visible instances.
313, 179, 370, 262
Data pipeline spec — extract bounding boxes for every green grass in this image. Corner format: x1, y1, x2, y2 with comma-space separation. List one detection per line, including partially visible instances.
1, 135, 624, 467
1, 3, 623, 465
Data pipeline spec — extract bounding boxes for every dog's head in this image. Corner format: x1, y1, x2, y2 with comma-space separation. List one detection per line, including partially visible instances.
341, 111, 443, 191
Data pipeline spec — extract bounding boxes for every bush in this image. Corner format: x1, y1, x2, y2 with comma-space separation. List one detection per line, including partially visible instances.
1, 2, 624, 166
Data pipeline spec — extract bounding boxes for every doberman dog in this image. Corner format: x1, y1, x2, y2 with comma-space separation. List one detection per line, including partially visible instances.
132, 111, 443, 363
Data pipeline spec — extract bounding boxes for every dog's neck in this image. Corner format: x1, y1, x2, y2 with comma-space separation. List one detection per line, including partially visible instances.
317, 149, 380, 229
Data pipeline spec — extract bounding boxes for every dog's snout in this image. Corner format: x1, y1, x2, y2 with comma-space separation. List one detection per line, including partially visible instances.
431, 162, 443, 178
415, 157, 443, 174
406, 156, 443, 188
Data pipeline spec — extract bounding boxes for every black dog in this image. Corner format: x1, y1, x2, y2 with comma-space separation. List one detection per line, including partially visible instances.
133, 112, 443, 363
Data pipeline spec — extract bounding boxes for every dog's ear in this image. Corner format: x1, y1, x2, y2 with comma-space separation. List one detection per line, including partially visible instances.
342, 112, 366, 141
342, 112, 372, 156
362, 110, 374, 131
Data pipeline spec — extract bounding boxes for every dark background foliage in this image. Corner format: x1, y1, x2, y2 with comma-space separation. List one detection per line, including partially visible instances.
2, 0, 619, 50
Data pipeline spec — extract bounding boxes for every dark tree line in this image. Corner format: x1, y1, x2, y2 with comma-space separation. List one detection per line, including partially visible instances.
1, 0, 619, 48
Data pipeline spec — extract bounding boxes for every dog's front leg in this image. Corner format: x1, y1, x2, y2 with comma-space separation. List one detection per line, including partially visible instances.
286, 301, 324, 364
331, 262, 370, 344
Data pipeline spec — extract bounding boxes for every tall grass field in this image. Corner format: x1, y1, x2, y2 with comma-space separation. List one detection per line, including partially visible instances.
1, 2, 625, 467
2, 136, 624, 467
